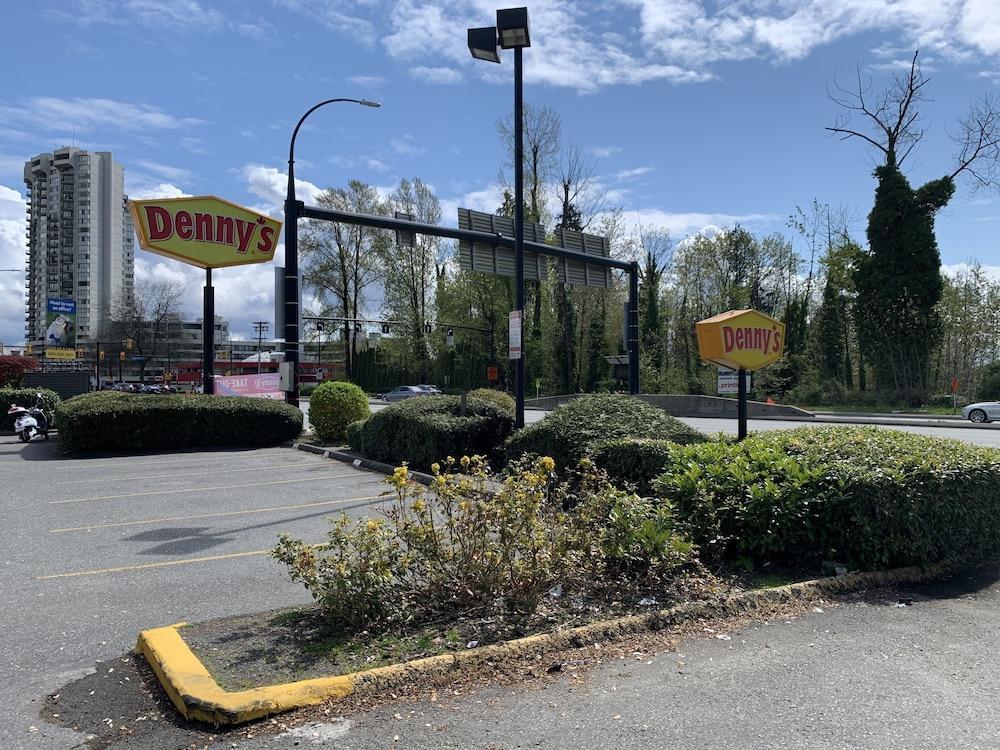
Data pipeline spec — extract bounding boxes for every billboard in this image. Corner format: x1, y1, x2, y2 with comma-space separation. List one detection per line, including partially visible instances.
696, 309, 785, 372
129, 196, 282, 269
45, 298, 76, 349
213, 373, 283, 399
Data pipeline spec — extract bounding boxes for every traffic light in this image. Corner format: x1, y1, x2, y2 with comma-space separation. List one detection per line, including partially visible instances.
75, 347, 84, 358
126, 338, 134, 350
381, 323, 390, 334
98, 350, 105, 361
119, 351, 126, 361
424, 323, 432, 334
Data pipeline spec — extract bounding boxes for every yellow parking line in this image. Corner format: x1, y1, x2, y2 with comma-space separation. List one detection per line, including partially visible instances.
54, 460, 325, 485
49, 493, 390, 533
50, 472, 370, 505
37, 549, 276, 580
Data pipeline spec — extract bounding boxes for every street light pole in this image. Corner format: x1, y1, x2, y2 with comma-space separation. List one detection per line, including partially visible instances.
284, 97, 380, 408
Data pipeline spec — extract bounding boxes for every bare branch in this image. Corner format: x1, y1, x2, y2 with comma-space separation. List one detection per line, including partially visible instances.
949, 92, 1000, 190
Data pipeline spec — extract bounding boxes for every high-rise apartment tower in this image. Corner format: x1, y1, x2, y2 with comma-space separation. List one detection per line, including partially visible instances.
23, 148, 134, 346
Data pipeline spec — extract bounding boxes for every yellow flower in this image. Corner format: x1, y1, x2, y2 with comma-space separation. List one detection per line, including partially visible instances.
412, 499, 426, 512
540, 456, 555, 473
431, 462, 441, 475
366, 519, 383, 532
458, 500, 469, 511
460, 455, 470, 469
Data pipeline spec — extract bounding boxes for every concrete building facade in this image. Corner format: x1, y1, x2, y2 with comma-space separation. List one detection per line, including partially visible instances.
24, 148, 134, 347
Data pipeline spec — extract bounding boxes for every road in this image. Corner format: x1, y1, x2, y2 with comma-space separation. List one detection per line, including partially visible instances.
0, 439, 393, 749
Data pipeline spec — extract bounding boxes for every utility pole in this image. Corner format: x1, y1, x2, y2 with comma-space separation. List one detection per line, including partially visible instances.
252, 321, 269, 374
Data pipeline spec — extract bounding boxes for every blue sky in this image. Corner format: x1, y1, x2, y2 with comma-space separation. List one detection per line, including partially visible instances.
1, 0, 999, 345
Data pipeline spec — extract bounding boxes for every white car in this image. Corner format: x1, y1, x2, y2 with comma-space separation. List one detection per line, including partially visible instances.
963, 402, 1000, 423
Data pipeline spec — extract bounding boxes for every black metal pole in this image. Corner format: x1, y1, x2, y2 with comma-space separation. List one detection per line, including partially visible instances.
513, 45, 525, 429
627, 262, 640, 395
737, 366, 748, 441
203, 267, 214, 395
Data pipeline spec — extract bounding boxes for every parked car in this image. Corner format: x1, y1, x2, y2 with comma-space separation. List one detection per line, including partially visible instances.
139, 384, 162, 394
383, 385, 427, 402
416, 384, 443, 394
963, 401, 1000, 423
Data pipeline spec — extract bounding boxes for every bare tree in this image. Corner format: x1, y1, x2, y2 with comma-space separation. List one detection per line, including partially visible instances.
949, 92, 1000, 190
554, 145, 606, 232
301, 181, 389, 379
108, 280, 185, 382
497, 103, 562, 224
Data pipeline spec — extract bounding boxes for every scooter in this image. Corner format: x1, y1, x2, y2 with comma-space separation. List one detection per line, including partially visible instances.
7, 394, 50, 442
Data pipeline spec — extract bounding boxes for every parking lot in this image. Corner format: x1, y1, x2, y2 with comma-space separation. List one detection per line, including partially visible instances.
0, 437, 393, 749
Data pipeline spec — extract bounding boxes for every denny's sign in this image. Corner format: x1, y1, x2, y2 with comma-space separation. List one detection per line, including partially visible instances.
129, 196, 281, 269
695, 309, 785, 371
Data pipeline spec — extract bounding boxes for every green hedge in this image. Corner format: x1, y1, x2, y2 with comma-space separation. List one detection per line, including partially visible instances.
345, 418, 367, 451
0, 388, 60, 431
467, 388, 514, 414
355, 395, 513, 470
56, 392, 303, 453
505, 394, 707, 472
309, 381, 370, 443
653, 426, 1000, 570
592, 438, 680, 496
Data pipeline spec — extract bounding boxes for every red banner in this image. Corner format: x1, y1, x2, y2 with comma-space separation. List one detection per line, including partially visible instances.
214, 373, 283, 399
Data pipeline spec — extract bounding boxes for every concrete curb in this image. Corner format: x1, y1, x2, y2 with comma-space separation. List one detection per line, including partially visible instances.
136, 559, 958, 726
291, 441, 436, 486
750, 414, 1000, 430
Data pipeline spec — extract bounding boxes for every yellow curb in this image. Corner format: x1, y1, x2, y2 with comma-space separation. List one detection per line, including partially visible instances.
137, 559, 960, 726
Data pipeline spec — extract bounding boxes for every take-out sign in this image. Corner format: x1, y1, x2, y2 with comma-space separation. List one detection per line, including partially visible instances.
129, 196, 281, 269
695, 309, 785, 371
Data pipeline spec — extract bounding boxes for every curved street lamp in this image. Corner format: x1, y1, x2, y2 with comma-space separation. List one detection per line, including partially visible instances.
468, 7, 531, 428
284, 98, 380, 406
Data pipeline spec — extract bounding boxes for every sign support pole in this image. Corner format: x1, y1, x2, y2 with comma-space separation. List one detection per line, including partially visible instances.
627, 262, 640, 395
513, 45, 525, 430
737, 366, 748, 441
203, 268, 214, 395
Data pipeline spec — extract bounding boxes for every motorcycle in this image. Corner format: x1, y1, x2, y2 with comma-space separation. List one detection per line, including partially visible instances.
7, 393, 50, 442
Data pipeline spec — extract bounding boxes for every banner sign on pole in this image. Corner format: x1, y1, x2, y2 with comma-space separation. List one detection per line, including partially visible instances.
508, 310, 522, 360
214, 373, 283, 399
717, 367, 751, 395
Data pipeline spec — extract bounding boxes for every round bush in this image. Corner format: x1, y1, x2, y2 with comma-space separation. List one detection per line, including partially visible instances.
592, 438, 681, 496
309, 381, 370, 443
468, 388, 514, 413
345, 418, 368, 451
653, 426, 1000, 570
505, 393, 707, 472
357, 395, 513, 470
55, 392, 303, 453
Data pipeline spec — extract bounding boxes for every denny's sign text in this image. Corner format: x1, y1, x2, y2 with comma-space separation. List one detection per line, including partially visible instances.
129, 196, 281, 269
695, 308, 785, 371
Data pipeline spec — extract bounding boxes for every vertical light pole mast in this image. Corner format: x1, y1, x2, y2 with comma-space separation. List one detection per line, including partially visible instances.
252, 320, 269, 374
469, 6, 531, 429
283, 98, 380, 407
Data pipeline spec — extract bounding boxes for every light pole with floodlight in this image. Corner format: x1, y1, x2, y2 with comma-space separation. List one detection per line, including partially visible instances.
468, 6, 530, 429
284, 98, 380, 407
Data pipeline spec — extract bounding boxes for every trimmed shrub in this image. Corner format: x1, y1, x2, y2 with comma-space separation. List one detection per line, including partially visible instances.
356, 395, 513, 470
505, 394, 707, 471
593, 438, 679, 496
55, 392, 303, 453
1, 387, 60, 431
345, 418, 367, 451
468, 388, 515, 414
309, 381, 370, 443
653, 426, 1000, 570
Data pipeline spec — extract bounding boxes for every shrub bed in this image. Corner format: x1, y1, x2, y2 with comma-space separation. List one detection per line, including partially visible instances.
0, 387, 60, 431
354, 395, 513, 470
653, 426, 1000, 570
309, 381, 370, 443
56, 392, 303, 453
273, 456, 693, 631
593, 438, 680, 496
505, 393, 707, 470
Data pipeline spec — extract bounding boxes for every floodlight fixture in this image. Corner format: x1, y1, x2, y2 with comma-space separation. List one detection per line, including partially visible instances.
359, 99, 381, 108
496, 7, 530, 49
468, 26, 501, 62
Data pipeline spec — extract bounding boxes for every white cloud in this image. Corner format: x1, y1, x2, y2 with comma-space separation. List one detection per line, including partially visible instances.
942, 262, 1000, 281
0, 97, 203, 135
134, 159, 194, 182
346, 75, 389, 87
622, 208, 782, 239
411, 66, 463, 85
440, 183, 505, 226
127, 183, 192, 200
588, 146, 621, 158
242, 164, 322, 213
614, 166, 655, 181
389, 136, 424, 156
48, 0, 267, 37
273, 0, 377, 45
0, 186, 26, 345
330, 154, 391, 172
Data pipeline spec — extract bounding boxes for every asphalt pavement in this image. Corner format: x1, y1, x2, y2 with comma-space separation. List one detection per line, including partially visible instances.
0, 439, 394, 749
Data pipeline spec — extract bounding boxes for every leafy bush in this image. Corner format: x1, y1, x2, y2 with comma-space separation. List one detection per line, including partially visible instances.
505, 394, 707, 470
299, 383, 318, 397
467, 388, 514, 413
309, 381, 370, 443
978, 363, 1000, 401
653, 426, 1000, 570
272, 456, 693, 631
345, 419, 367, 451
593, 438, 679, 496
0, 387, 60, 431
0, 356, 38, 388
56, 392, 302, 453
356, 395, 513, 470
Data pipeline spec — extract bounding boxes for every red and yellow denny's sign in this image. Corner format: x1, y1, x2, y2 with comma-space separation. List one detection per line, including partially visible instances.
129, 196, 281, 269
695, 309, 785, 371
